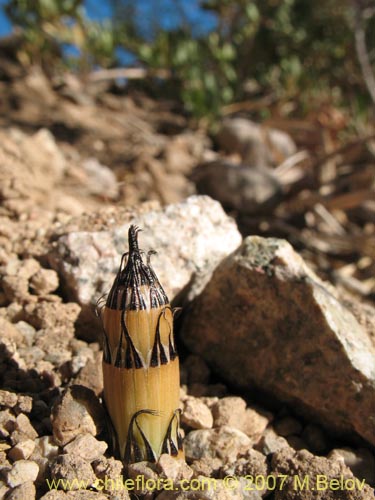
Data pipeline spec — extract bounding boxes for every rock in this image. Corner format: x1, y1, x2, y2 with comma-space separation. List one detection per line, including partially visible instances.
241, 408, 271, 441
301, 424, 327, 454
189, 457, 223, 478
184, 426, 252, 463
14, 322, 36, 347
208, 397, 270, 441
192, 160, 282, 215
271, 447, 374, 499
157, 454, 193, 482
24, 301, 80, 332
0, 318, 25, 345
65, 492, 108, 500
30, 436, 60, 482
34, 435, 59, 461
181, 236, 375, 446
0, 409, 16, 438
40, 491, 108, 500
92, 469, 131, 500
0, 481, 10, 500
14, 395, 33, 414
81, 158, 119, 199
29, 269, 59, 295
50, 454, 96, 490
11, 414, 38, 443
211, 397, 247, 431
181, 397, 213, 430
8, 439, 36, 461
6, 481, 36, 500
328, 447, 375, 485
157, 477, 247, 499
221, 449, 268, 496
255, 428, 289, 455
127, 461, 159, 496
5, 460, 39, 487
74, 352, 103, 395
274, 417, 303, 437
92, 456, 124, 487
51, 385, 105, 446
49, 196, 241, 340
50, 195, 241, 305
39, 492, 67, 500
183, 355, 211, 385
216, 118, 296, 167
64, 434, 107, 462
21, 128, 66, 183
0, 390, 18, 408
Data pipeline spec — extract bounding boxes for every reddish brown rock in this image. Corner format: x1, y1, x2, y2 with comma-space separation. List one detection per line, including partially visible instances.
182, 237, 375, 446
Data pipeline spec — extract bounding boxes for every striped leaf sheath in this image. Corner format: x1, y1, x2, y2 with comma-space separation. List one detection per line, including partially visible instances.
100, 225, 184, 463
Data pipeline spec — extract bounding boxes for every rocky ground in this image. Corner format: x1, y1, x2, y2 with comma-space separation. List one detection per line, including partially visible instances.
0, 63, 374, 500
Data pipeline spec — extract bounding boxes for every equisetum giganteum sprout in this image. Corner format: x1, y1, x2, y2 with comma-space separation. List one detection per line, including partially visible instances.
98, 225, 184, 464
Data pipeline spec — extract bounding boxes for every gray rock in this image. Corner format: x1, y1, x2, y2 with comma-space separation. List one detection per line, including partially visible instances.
181, 237, 375, 446
49, 196, 241, 340
255, 428, 289, 456
216, 118, 296, 167
328, 447, 375, 485
6, 460, 39, 487
192, 160, 282, 214
81, 157, 119, 199
184, 426, 252, 463
51, 385, 105, 446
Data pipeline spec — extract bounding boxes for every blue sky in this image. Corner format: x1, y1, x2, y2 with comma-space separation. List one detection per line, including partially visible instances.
0, 0, 217, 37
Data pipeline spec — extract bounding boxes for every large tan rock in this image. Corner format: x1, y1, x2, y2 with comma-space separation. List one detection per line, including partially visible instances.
181, 237, 375, 446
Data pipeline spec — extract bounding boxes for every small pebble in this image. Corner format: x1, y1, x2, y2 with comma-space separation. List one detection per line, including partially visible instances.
30, 268, 59, 295
8, 440, 36, 461
50, 454, 96, 490
64, 433, 107, 462
184, 426, 252, 463
156, 454, 193, 481
6, 481, 36, 500
51, 385, 105, 446
211, 397, 247, 430
255, 428, 289, 455
6, 460, 39, 487
181, 397, 213, 429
